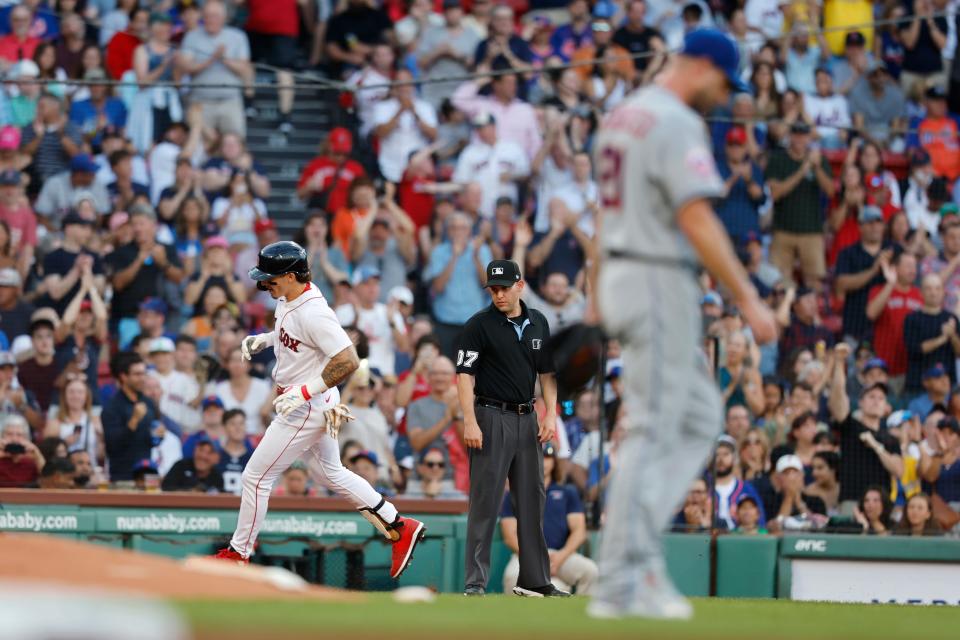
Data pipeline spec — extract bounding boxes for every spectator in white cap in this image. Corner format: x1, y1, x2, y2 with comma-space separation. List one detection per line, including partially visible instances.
453, 112, 529, 218
7, 59, 41, 128
766, 453, 828, 533
0, 267, 33, 341
148, 336, 202, 433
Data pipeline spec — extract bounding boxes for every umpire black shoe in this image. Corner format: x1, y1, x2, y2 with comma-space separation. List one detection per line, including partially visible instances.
463, 586, 485, 596
513, 584, 572, 598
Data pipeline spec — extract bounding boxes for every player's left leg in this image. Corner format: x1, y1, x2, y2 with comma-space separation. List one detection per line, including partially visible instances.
307, 434, 426, 578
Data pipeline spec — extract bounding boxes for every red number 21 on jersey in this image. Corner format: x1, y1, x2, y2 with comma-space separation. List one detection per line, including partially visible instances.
597, 146, 624, 212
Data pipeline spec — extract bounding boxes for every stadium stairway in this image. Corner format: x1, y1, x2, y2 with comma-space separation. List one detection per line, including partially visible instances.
244, 72, 344, 238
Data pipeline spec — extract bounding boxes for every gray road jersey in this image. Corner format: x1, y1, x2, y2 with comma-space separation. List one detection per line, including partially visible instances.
593, 85, 724, 268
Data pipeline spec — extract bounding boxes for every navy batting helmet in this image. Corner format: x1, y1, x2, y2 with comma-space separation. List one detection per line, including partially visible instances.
249, 241, 309, 289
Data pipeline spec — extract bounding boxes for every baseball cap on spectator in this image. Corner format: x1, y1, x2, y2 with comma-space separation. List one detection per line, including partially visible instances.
254, 218, 276, 235
725, 126, 747, 146
351, 265, 381, 286
860, 381, 889, 397
926, 85, 948, 100
794, 285, 815, 299
79, 300, 92, 312
0, 170, 19, 186
472, 112, 496, 128
680, 29, 747, 92
0, 126, 20, 150
328, 127, 353, 154
744, 231, 762, 247
193, 433, 216, 448
736, 493, 759, 508
531, 15, 553, 32
940, 202, 959, 217
858, 206, 884, 224
593, 0, 616, 18
70, 154, 99, 174
886, 410, 913, 430
790, 121, 812, 135
149, 337, 176, 354
923, 363, 948, 380
937, 416, 960, 435
862, 357, 888, 374
349, 450, 379, 466
204, 235, 230, 250
844, 31, 866, 48
442, 0, 461, 8
31, 307, 60, 330
132, 459, 158, 475
83, 68, 107, 82
12, 59, 39, 79
775, 454, 803, 473
149, 11, 172, 23
910, 148, 931, 167
0, 351, 15, 367
701, 290, 722, 307
715, 434, 737, 453
109, 211, 130, 231
0, 269, 17, 289
139, 297, 167, 315
202, 395, 224, 410
388, 285, 414, 306
62, 210, 94, 228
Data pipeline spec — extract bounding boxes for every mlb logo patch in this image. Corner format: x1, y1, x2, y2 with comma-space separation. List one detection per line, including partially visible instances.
492, 267, 504, 275
531, 339, 542, 350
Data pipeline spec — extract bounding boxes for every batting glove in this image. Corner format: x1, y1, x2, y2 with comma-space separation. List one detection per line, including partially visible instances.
323, 404, 355, 439
241, 333, 273, 361
273, 378, 330, 418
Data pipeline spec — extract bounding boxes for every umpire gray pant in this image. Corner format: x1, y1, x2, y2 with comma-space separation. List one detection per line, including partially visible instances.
464, 404, 551, 591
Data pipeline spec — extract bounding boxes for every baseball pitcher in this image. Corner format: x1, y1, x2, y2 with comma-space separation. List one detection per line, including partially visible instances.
214, 241, 425, 579
588, 29, 777, 619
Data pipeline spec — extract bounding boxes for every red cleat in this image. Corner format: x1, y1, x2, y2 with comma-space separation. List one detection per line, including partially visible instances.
390, 517, 426, 579
213, 546, 249, 566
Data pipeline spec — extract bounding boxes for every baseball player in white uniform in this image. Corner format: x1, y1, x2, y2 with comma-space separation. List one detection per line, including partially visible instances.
215, 241, 425, 578
588, 30, 776, 619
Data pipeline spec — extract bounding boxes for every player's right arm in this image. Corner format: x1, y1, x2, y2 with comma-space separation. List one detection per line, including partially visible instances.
676, 200, 777, 345
321, 345, 360, 389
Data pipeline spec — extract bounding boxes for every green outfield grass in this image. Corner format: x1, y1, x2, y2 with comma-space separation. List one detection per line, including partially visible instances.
180, 594, 960, 640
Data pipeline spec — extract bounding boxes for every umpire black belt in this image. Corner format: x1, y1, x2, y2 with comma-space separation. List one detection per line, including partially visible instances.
475, 396, 536, 415
606, 249, 699, 273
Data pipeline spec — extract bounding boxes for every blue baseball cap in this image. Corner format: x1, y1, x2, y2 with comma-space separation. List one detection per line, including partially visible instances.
680, 28, 748, 93
862, 357, 888, 374
349, 449, 379, 466
201, 395, 224, 410
138, 297, 167, 315
69, 153, 99, 174
923, 363, 948, 380
592, 1, 616, 18
701, 290, 723, 307
350, 265, 381, 287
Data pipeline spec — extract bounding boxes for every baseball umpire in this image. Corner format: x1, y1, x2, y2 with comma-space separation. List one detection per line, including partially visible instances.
456, 259, 568, 598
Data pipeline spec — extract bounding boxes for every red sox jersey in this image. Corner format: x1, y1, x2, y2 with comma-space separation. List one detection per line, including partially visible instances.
272, 283, 353, 389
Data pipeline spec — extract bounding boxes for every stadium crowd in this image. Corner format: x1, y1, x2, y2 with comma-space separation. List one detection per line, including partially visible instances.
0, 0, 957, 548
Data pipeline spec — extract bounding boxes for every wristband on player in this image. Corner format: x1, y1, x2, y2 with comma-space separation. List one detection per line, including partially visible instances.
300, 377, 329, 401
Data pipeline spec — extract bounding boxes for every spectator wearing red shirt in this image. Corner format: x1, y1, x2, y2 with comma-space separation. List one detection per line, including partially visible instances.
245, 0, 298, 132
0, 170, 36, 276
398, 148, 438, 231
105, 7, 149, 79
0, 5, 40, 69
917, 86, 960, 182
0, 414, 44, 487
866, 251, 923, 385
297, 128, 366, 214
395, 335, 441, 440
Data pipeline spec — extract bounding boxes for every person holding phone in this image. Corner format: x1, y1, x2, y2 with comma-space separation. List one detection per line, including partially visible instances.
0, 414, 45, 487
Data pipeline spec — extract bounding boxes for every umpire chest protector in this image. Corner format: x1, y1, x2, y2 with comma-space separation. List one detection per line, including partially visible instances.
456, 301, 554, 404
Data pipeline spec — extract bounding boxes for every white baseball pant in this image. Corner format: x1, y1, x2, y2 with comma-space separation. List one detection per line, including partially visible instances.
230, 387, 398, 557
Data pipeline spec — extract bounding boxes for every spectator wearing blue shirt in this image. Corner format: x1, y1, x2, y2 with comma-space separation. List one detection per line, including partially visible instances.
782, 27, 829, 96
69, 68, 127, 147
423, 211, 492, 357
500, 443, 598, 594
712, 436, 766, 530
716, 126, 765, 243
549, 0, 592, 62
907, 364, 951, 420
